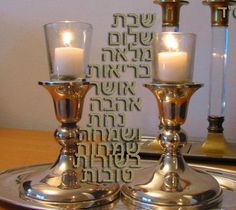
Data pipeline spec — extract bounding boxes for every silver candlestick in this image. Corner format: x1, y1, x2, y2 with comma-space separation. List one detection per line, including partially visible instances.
121, 83, 222, 209
122, 32, 222, 209
19, 81, 120, 208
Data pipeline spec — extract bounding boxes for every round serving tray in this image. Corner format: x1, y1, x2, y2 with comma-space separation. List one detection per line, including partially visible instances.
0, 161, 236, 209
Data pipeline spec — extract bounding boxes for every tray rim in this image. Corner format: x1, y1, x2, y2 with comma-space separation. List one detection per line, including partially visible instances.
0, 161, 236, 210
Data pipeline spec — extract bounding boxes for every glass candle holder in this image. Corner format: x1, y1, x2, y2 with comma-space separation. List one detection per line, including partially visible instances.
152, 32, 196, 83
44, 21, 93, 81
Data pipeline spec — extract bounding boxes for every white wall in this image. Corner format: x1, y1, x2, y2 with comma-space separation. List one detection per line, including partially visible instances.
0, 0, 236, 140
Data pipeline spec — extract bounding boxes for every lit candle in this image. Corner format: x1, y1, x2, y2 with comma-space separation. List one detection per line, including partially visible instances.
155, 34, 188, 82
54, 31, 84, 79
158, 51, 188, 82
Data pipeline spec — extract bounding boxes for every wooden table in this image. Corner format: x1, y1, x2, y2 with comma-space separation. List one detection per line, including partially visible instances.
0, 128, 235, 209
0, 128, 59, 210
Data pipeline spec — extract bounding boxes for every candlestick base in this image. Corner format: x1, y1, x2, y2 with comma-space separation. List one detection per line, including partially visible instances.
200, 116, 234, 155
122, 153, 222, 209
121, 83, 222, 209
201, 133, 234, 155
19, 81, 119, 208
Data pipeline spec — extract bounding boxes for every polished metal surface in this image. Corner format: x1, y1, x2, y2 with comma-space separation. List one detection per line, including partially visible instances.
201, 115, 234, 155
122, 155, 222, 209
0, 162, 236, 209
154, 0, 189, 27
19, 81, 120, 208
191, 139, 236, 160
140, 136, 236, 161
140, 136, 191, 155
0, 164, 121, 210
38, 80, 90, 123
203, 0, 236, 26
207, 116, 224, 133
202, 132, 235, 156
121, 83, 222, 209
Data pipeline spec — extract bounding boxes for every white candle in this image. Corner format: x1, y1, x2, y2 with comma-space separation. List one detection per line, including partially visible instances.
153, 34, 189, 82
54, 47, 84, 77
53, 31, 84, 79
157, 51, 188, 82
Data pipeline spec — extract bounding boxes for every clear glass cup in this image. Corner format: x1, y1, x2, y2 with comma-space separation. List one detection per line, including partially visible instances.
152, 32, 196, 83
44, 21, 93, 81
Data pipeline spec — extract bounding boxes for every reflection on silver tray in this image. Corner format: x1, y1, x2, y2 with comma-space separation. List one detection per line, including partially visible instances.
0, 161, 236, 209
140, 136, 236, 161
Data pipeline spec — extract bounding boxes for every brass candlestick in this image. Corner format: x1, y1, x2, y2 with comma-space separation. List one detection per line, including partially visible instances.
19, 81, 120, 208
121, 83, 222, 209
154, 0, 189, 32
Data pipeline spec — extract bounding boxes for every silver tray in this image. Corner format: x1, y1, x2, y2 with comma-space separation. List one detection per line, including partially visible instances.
0, 161, 236, 209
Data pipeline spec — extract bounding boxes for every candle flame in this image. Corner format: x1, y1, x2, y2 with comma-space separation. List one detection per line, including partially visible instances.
164, 34, 179, 51
63, 31, 73, 47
